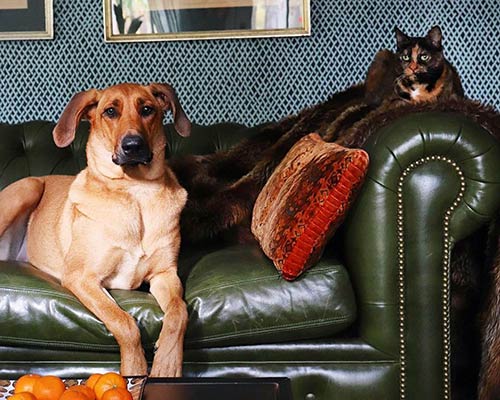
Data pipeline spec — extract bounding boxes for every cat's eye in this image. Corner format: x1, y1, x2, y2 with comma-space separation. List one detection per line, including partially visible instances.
420, 54, 430, 61
401, 54, 410, 61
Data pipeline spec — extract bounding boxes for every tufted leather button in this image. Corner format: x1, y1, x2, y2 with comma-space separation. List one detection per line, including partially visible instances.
305, 393, 316, 400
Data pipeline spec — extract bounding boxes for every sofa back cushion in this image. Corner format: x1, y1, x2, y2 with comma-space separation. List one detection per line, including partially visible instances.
0, 121, 255, 190
0, 122, 88, 189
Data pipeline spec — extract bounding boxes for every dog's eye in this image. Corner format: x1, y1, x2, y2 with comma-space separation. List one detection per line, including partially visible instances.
141, 106, 155, 117
104, 107, 117, 118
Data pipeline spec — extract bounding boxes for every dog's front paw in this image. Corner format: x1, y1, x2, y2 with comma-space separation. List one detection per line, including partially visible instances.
150, 350, 183, 377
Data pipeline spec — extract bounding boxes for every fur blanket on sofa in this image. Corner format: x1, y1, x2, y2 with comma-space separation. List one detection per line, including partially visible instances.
170, 59, 500, 400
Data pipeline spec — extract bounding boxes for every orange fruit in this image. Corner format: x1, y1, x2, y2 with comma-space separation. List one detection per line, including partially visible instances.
32, 375, 66, 400
59, 390, 91, 400
85, 374, 102, 391
67, 385, 96, 400
8, 393, 37, 400
101, 388, 132, 400
14, 374, 41, 394
93, 373, 127, 400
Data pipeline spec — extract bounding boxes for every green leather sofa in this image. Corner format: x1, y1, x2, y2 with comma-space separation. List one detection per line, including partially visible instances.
0, 112, 499, 400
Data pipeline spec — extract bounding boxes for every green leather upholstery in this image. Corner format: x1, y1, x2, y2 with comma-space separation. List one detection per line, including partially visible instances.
343, 112, 500, 400
0, 261, 162, 352
0, 246, 356, 351
0, 113, 499, 400
184, 245, 356, 348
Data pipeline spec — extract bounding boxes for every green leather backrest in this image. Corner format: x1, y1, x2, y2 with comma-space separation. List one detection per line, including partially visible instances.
0, 121, 259, 190
0, 121, 87, 188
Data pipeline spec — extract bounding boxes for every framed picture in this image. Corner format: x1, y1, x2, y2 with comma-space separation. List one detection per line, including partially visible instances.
0, 0, 53, 40
103, 0, 310, 42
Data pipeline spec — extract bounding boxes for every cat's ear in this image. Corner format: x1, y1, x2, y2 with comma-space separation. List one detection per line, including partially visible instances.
395, 27, 409, 49
426, 25, 442, 49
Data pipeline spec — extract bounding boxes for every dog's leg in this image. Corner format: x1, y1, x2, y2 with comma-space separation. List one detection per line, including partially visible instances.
0, 177, 44, 236
62, 267, 148, 375
149, 268, 188, 377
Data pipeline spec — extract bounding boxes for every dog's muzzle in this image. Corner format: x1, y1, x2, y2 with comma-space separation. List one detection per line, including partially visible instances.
113, 134, 153, 166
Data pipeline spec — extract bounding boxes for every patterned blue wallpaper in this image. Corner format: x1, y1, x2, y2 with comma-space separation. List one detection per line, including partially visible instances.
0, 0, 498, 125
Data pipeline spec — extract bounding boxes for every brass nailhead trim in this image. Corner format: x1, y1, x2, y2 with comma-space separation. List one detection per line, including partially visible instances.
397, 155, 466, 400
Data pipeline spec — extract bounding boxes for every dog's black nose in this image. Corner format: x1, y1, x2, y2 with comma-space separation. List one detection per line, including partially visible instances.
121, 135, 146, 155
113, 134, 153, 166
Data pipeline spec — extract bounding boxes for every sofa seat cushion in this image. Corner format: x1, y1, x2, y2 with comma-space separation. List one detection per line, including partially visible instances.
183, 244, 357, 348
0, 261, 163, 353
0, 244, 356, 352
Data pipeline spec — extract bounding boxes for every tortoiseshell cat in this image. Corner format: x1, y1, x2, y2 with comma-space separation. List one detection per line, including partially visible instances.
395, 25, 464, 101
365, 26, 464, 105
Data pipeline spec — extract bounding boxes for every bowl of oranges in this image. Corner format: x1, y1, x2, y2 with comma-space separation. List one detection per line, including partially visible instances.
0, 372, 146, 400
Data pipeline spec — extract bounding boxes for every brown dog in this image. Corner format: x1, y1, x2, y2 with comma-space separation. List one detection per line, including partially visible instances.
0, 83, 191, 376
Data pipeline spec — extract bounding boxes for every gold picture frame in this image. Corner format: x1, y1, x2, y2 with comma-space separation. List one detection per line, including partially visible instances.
103, 0, 310, 42
0, 0, 53, 40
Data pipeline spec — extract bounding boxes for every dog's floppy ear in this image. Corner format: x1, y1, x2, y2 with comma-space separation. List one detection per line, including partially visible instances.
53, 89, 100, 148
148, 83, 191, 137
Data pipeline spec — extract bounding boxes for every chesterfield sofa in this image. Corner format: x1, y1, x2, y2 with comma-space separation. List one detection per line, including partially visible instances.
0, 107, 499, 400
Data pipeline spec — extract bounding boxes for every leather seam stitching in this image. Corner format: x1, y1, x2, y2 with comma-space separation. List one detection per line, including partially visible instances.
187, 267, 343, 298
186, 315, 353, 344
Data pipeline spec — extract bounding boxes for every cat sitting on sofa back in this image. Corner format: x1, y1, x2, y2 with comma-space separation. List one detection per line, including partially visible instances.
365, 25, 464, 105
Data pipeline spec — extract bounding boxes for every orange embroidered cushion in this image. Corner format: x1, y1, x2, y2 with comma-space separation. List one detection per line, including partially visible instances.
251, 133, 369, 280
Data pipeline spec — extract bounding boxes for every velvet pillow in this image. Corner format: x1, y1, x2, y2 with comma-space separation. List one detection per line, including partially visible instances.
252, 133, 369, 280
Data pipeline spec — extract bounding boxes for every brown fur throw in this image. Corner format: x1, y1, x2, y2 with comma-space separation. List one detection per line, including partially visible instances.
172, 83, 369, 243
172, 86, 498, 244
479, 217, 500, 400
170, 52, 500, 400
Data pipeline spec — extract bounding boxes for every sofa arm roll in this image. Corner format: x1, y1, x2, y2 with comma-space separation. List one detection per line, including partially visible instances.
342, 111, 500, 400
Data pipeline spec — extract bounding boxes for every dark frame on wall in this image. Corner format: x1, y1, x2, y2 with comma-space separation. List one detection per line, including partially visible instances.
103, 0, 310, 42
0, 0, 53, 40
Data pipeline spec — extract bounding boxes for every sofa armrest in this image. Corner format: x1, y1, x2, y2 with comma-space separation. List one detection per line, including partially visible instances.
342, 112, 500, 400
